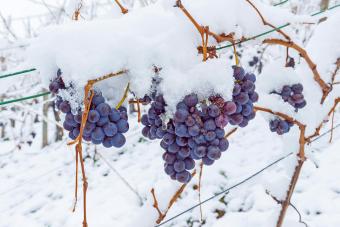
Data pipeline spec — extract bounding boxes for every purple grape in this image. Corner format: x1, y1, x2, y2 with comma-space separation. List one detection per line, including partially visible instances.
91, 127, 105, 141
204, 119, 216, 131
88, 110, 100, 123
92, 94, 105, 106
164, 153, 176, 164
63, 121, 74, 131
232, 65, 245, 80
109, 109, 121, 122
96, 103, 111, 117
103, 122, 118, 136
59, 101, 71, 113
202, 157, 214, 165
184, 94, 198, 107
219, 138, 229, 151
117, 119, 129, 133
291, 83, 303, 94
188, 125, 200, 137
173, 160, 186, 172
193, 146, 207, 158
208, 104, 220, 117
175, 109, 189, 123
103, 137, 113, 148
234, 92, 249, 105
176, 171, 191, 183
164, 164, 175, 175
178, 147, 190, 158
175, 124, 188, 137
184, 158, 195, 170
207, 146, 221, 160
224, 101, 237, 115
168, 143, 180, 154
176, 137, 188, 147
96, 116, 109, 126
204, 131, 216, 142
112, 133, 126, 148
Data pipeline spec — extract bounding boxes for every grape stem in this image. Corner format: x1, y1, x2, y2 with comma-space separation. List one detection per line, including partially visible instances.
331, 58, 340, 85
67, 70, 127, 227
263, 39, 331, 104
151, 170, 197, 224
116, 82, 130, 109
224, 127, 237, 139
244, 0, 291, 41
305, 97, 340, 143
198, 162, 204, 222
72, 0, 83, 21
244, 0, 331, 104
253, 105, 306, 227
175, 0, 235, 61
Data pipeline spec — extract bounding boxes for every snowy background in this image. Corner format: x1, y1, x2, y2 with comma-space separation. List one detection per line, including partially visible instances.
0, 0, 340, 227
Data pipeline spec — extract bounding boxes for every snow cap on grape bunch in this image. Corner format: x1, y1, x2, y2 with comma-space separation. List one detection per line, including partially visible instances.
49, 69, 129, 148
141, 65, 259, 183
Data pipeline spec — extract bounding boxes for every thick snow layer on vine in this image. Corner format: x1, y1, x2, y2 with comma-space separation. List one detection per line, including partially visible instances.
28, 0, 313, 110
307, 11, 340, 84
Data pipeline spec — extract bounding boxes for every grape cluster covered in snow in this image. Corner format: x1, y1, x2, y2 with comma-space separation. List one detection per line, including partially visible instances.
139, 66, 259, 183
50, 70, 129, 148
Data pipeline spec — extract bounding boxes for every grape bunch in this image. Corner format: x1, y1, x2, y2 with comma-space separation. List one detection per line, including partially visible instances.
277, 83, 306, 111
50, 70, 129, 148
141, 94, 167, 140
269, 118, 294, 135
49, 69, 65, 94
222, 66, 258, 127
160, 94, 229, 183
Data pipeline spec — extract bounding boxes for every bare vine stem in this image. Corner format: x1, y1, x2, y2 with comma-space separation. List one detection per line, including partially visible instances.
68, 70, 127, 227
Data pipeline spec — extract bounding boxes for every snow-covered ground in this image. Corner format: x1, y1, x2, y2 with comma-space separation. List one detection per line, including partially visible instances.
1, 0, 340, 227
1, 112, 340, 227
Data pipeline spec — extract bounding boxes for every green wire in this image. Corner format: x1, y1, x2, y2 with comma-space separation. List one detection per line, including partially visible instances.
0, 2, 339, 106
0, 68, 37, 79
0, 91, 51, 106
273, 0, 289, 7
216, 3, 340, 51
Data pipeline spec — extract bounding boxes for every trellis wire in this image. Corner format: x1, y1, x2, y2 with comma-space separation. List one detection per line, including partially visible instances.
0, 3, 337, 107
273, 0, 289, 7
155, 121, 340, 226
0, 91, 51, 106
0, 68, 36, 79
155, 152, 293, 227
216, 3, 340, 51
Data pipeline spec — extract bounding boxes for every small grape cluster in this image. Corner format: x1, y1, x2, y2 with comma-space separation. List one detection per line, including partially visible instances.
223, 66, 258, 127
50, 70, 129, 148
269, 118, 294, 135
277, 83, 306, 111
141, 94, 167, 140
248, 56, 259, 67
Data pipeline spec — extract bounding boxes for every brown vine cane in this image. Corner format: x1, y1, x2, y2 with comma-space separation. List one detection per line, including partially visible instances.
253, 106, 306, 227
68, 70, 127, 227
175, 0, 235, 62
263, 39, 331, 103
244, 0, 331, 104
151, 170, 197, 224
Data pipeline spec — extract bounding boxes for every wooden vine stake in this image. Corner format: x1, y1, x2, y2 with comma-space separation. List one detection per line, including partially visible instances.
68, 70, 127, 227
113, 0, 128, 14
